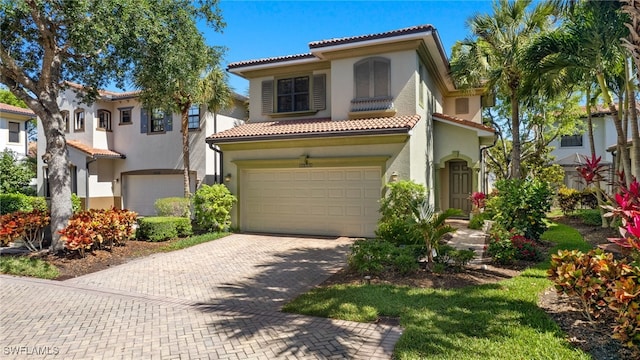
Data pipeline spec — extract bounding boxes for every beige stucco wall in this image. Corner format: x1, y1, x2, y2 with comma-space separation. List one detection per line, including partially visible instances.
443, 95, 482, 123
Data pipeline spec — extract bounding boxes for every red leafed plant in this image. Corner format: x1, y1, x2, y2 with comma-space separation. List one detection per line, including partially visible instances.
59, 208, 137, 257
470, 191, 487, 210
577, 154, 607, 185
0, 210, 50, 251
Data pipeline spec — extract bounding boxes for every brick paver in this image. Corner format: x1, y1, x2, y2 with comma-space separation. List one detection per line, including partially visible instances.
0, 234, 402, 359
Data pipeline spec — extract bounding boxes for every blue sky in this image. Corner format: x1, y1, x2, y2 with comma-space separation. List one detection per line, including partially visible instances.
204, 0, 495, 95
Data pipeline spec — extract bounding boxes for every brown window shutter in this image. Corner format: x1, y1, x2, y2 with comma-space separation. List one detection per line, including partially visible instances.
313, 74, 326, 111
261, 80, 273, 114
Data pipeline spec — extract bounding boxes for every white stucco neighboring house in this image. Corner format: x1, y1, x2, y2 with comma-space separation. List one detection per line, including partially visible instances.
36, 85, 247, 215
549, 105, 618, 191
206, 25, 496, 238
0, 102, 34, 158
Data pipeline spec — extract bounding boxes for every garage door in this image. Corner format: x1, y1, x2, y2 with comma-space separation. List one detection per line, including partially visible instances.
241, 167, 381, 237
124, 174, 193, 216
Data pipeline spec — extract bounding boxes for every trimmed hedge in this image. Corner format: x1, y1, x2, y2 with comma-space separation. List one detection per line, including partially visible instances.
154, 197, 190, 217
0, 193, 47, 215
136, 217, 193, 242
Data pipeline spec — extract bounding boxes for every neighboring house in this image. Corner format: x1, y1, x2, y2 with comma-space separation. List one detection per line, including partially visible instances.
206, 25, 495, 238
549, 105, 618, 191
36, 84, 247, 215
0, 102, 34, 158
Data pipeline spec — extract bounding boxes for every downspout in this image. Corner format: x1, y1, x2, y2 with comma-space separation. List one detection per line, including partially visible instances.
85, 157, 97, 210
208, 142, 223, 184
479, 133, 498, 194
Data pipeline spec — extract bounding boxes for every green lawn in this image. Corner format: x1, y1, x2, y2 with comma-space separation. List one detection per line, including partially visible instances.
283, 223, 594, 359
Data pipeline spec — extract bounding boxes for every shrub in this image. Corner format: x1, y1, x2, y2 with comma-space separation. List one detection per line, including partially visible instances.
30, 197, 48, 212
468, 211, 490, 230
487, 178, 552, 241
0, 193, 33, 214
580, 188, 598, 209
557, 186, 581, 215
71, 193, 82, 213
575, 209, 602, 226
436, 245, 475, 270
136, 216, 192, 242
375, 180, 425, 245
510, 235, 542, 261
348, 239, 420, 275
192, 184, 236, 232
0, 210, 49, 250
59, 208, 137, 256
608, 264, 640, 347
155, 197, 191, 217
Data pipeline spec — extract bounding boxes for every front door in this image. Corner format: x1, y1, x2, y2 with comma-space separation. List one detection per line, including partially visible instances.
449, 161, 472, 214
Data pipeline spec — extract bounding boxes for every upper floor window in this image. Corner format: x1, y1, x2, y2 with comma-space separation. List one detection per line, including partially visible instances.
188, 105, 200, 130
455, 98, 469, 115
140, 108, 172, 134
354, 57, 390, 99
74, 109, 85, 132
97, 109, 111, 131
277, 76, 310, 113
8, 121, 19, 143
151, 109, 165, 133
61, 110, 70, 133
119, 107, 133, 125
561, 134, 583, 147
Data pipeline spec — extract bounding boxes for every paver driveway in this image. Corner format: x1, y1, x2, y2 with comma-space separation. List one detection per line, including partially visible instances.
0, 234, 401, 359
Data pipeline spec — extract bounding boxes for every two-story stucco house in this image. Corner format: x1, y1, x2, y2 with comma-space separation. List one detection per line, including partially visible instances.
36, 84, 247, 215
1, 102, 34, 158
206, 25, 495, 238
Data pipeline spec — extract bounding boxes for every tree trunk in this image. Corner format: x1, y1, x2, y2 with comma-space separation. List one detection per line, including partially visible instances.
180, 103, 191, 198
510, 89, 522, 179
627, 58, 640, 179
35, 105, 72, 253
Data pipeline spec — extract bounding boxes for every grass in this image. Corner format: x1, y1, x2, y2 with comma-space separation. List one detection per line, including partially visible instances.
159, 232, 230, 251
0, 256, 60, 279
283, 223, 594, 359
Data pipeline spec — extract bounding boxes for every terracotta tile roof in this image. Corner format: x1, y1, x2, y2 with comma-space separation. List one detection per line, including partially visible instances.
432, 112, 495, 133
67, 140, 125, 159
309, 24, 435, 49
227, 53, 317, 70
207, 115, 421, 143
581, 103, 640, 117
0, 102, 35, 117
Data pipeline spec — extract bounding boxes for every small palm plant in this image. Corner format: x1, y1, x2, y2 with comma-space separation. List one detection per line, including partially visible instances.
409, 199, 462, 269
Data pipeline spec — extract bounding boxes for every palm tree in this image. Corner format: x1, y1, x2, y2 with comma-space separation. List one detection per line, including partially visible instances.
200, 67, 233, 184
409, 200, 461, 269
525, 0, 631, 182
450, 0, 556, 179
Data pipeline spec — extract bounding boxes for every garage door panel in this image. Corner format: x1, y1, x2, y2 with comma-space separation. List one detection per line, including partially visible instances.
241, 167, 380, 237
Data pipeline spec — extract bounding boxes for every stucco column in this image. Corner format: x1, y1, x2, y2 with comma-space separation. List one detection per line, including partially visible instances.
434, 164, 440, 211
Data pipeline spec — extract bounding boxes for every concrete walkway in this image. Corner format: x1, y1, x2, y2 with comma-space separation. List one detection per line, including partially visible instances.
0, 234, 401, 359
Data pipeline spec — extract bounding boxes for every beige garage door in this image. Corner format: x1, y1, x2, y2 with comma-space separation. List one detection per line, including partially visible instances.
241, 167, 381, 237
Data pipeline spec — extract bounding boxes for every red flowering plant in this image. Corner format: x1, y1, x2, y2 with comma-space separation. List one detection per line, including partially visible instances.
577, 154, 607, 186
469, 192, 486, 213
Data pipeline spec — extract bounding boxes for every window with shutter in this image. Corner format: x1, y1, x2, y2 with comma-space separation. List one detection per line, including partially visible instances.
354, 57, 390, 99
313, 74, 326, 110
455, 98, 469, 115
140, 109, 148, 133
261, 80, 274, 114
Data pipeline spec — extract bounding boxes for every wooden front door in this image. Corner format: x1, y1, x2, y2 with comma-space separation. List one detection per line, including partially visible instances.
449, 161, 472, 214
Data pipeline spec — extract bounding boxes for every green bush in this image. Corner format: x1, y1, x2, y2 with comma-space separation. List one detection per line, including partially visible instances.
136, 216, 192, 242
71, 193, 82, 213
192, 184, 236, 232
375, 180, 425, 245
556, 186, 581, 215
435, 244, 475, 270
1, 193, 34, 214
30, 196, 47, 212
468, 211, 491, 230
348, 239, 420, 275
575, 209, 603, 226
155, 197, 191, 217
487, 179, 552, 240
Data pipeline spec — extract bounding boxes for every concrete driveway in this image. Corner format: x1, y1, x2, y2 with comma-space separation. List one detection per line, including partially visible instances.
0, 234, 401, 359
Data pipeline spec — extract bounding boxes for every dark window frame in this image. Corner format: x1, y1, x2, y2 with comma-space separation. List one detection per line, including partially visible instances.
74, 109, 85, 132
118, 107, 133, 125
276, 76, 310, 113
8, 121, 20, 143
150, 108, 165, 133
560, 134, 583, 147
188, 104, 200, 130
97, 109, 112, 131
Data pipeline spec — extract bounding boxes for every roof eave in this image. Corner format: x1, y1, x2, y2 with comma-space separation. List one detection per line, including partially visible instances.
228, 57, 321, 78
206, 127, 411, 145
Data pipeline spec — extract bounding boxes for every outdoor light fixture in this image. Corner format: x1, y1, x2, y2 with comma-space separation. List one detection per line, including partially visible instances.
390, 171, 399, 182
224, 173, 232, 183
